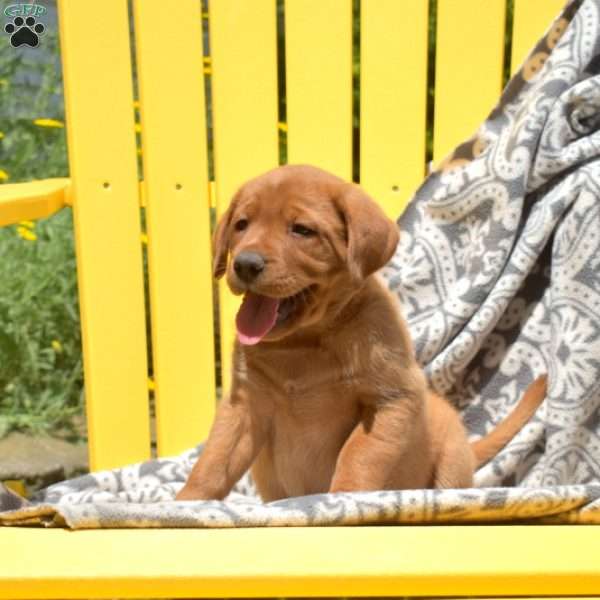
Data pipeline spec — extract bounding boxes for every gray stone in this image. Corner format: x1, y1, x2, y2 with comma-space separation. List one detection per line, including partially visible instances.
0, 433, 88, 488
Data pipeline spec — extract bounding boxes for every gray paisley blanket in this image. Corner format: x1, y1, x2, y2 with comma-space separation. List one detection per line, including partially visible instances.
2, 0, 600, 528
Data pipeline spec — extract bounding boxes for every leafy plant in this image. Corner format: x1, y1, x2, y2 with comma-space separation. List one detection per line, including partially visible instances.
0, 211, 81, 439
0, 9, 78, 439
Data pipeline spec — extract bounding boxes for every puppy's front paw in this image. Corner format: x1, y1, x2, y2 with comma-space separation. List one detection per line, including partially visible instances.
176, 479, 228, 501
175, 483, 205, 501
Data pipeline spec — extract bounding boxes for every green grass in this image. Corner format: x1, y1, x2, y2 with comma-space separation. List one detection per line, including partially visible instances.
0, 211, 82, 439
0, 21, 78, 440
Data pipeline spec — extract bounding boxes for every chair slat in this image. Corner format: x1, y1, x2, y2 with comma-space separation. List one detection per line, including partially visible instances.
210, 0, 279, 390
511, 0, 566, 74
132, 0, 216, 456
433, 0, 507, 163
57, 0, 150, 470
360, 0, 429, 219
285, 0, 353, 180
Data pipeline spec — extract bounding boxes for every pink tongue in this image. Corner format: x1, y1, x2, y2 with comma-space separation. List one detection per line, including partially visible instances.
236, 292, 280, 345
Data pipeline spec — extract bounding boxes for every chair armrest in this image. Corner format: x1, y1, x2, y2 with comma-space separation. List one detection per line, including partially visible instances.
0, 178, 71, 227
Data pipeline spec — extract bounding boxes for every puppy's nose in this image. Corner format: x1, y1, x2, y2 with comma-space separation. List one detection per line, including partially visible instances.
233, 251, 265, 283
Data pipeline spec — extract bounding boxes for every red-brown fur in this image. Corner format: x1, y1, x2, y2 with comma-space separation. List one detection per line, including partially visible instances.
177, 165, 546, 501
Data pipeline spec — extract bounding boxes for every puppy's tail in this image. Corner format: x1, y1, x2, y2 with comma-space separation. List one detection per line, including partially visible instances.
471, 375, 547, 468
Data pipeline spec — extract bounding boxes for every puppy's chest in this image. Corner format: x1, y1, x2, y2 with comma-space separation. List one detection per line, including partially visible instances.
250, 346, 358, 407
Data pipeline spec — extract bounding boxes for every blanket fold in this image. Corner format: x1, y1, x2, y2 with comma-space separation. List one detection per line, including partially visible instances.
2, 449, 600, 527
2, 0, 600, 529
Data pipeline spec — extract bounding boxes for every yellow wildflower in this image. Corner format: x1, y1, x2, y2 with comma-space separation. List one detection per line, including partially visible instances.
133, 100, 140, 109
278, 122, 288, 133
51, 340, 63, 353
148, 377, 156, 391
140, 232, 148, 245
17, 226, 37, 241
19, 220, 35, 228
0, 79, 7, 88
0, 169, 8, 182
33, 118, 65, 128
135, 123, 142, 133
0, 132, 4, 140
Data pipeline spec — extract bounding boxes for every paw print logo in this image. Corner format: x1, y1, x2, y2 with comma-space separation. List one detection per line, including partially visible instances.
4, 15, 45, 48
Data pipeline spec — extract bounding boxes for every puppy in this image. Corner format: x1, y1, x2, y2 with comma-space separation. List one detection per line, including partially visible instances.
177, 164, 546, 501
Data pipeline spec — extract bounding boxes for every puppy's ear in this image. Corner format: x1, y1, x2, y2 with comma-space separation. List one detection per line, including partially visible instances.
212, 195, 238, 279
334, 184, 399, 281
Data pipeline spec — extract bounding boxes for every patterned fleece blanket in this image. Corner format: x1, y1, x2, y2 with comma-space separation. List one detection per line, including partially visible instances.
2, 0, 600, 529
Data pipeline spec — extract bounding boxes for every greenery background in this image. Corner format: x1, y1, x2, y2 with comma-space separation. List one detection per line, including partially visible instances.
0, 4, 78, 440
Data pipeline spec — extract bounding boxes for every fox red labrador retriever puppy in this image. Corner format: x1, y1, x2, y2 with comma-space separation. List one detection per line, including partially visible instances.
177, 164, 546, 501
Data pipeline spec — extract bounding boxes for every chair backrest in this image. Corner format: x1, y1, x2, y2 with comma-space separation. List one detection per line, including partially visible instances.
56, 0, 564, 471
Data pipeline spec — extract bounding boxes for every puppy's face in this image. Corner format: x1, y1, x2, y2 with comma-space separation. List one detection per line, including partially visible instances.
213, 165, 399, 344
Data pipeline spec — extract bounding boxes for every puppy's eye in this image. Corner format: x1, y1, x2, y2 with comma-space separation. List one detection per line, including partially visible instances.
292, 223, 316, 237
234, 218, 248, 232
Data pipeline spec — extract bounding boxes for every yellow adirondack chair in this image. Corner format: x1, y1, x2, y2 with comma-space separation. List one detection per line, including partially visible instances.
2, 0, 600, 598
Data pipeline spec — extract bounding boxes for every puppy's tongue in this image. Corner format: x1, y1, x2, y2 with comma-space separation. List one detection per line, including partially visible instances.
236, 292, 280, 345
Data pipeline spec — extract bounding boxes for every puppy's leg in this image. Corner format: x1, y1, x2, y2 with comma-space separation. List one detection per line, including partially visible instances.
430, 398, 476, 488
176, 388, 269, 500
433, 430, 475, 488
329, 401, 429, 493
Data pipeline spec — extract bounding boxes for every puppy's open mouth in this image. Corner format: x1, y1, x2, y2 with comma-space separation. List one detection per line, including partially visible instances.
235, 288, 312, 346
